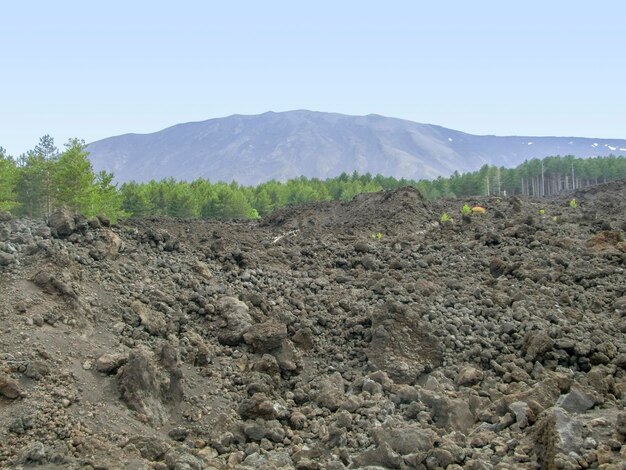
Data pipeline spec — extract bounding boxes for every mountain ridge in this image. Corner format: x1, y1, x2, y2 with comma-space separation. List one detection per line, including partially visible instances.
86, 110, 626, 185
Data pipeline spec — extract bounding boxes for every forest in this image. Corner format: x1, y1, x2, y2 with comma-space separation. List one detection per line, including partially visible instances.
1, 136, 625, 221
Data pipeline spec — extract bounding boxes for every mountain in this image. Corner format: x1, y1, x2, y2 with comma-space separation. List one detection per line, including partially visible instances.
87, 110, 626, 185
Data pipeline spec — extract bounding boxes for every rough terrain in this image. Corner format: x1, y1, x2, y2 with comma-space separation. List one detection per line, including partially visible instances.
1, 181, 626, 469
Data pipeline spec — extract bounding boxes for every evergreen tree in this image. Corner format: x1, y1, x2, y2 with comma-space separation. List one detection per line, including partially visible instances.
35, 135, 59, 217
120, 182, 152, 217
52, 139, 95, 213
15, 150, 47, 217
0, 148, 18, 211
92, 171, 129, 222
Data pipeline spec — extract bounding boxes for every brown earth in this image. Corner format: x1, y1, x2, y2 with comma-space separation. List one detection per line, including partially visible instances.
1, 182, 626, 469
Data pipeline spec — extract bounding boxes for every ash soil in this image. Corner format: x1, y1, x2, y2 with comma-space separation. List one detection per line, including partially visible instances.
1, 182, 626, 470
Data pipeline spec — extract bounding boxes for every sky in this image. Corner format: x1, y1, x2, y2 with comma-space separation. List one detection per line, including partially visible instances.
1, 1, 625, 156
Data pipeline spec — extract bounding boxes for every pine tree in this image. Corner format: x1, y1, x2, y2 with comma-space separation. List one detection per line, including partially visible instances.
15, 151, 46, 217
52, 139, 95, 213
0, 148, 18, 211
34, 135, 59, 217
92, 171, 129, 222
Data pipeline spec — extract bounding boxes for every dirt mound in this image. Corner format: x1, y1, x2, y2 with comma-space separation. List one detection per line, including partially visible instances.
1, 184, 626, 469
262, 186, 432, 235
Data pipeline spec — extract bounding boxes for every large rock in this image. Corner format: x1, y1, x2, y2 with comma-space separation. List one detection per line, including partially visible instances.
163, 447, 204, 470
96, 353, 128, 374
217, 296, 252, 346
48, 208, 75, 237
0, 374, 22, 399
366, 302, 442, 383
273, 339, 302, 372
0, 252, 14, 267
314, 372, 346, 411
616, 412, 626, 436
457, 366, 484, 387
89, 229, 123, 260
243, 321, 288, 353
419, 390, 475, 432
117, 349, 168, 424
238, 393, 278, 420
126, 436, 171, 461
352, 442, 403, 469
243, 419, 285, 443
556, 386, 597, 414
522, 331, 554, 362
31, 270, 78, 299
17, 441, 46, 465
131, 301, 167, 337
373, 419, 437, 455
534, 407, 584, 468
509, 401, 535, 429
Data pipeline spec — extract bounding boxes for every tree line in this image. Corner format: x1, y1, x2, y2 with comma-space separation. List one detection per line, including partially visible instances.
1, 136, 625, 221
426, 155, 626, 199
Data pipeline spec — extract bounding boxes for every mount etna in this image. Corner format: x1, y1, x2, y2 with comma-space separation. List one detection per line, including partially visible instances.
86, 110, 626, 185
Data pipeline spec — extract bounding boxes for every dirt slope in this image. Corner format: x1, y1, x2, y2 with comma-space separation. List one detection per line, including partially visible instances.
1, 183, 626, 469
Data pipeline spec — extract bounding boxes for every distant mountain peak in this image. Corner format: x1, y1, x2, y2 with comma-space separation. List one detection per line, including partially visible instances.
86, 110, 626, 185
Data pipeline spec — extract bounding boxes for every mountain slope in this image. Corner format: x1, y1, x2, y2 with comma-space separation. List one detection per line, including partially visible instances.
87, 110, 626, 185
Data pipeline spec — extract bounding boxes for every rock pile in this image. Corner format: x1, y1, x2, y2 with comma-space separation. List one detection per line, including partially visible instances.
1, 182, 626, 469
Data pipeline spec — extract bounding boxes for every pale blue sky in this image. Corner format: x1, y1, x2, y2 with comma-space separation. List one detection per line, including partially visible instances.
1, 1, 625, 156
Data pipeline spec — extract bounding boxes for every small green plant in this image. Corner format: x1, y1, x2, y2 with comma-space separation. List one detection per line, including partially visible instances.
440, 212, 453, 224
370, 232, 383, 240
552, 216, 558, 222
569, 198, 578, 208
460, 204, 472, 215
538, 209, 546, 215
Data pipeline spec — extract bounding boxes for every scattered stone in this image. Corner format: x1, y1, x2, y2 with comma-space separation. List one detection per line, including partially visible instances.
96, 353, 128, 374
457, 365, 484, 387
167, 427, 189, 442
0, 374, 22, 399
126, 436, 171, 461
238, 393, 278, 420
24, 360, 49, 380
1, 184, 626, 468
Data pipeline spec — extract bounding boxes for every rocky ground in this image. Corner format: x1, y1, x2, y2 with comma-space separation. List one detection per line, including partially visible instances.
1, 182, 626, 470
